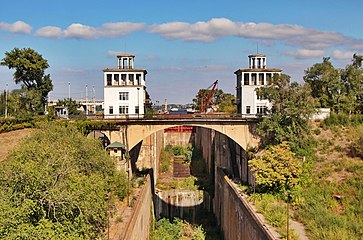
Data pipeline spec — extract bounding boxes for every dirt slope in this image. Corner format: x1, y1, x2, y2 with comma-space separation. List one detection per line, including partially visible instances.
0, 129, 34, 161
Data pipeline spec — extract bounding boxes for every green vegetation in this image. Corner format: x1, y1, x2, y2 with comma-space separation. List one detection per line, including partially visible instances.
249, 142, 302, 193
304, 55, 363, 114
1, 48, 53, 115
256, 73, 316, 155
249, 55, 363, 239
0, 123, 129, 239
166, 144, 193, 163
56, 98, 82, 115
249, 194, 298, 240
193, 88, 237, 114
150, 218, 205, 240
157, 176, 199, 191
160, 147, 172, 172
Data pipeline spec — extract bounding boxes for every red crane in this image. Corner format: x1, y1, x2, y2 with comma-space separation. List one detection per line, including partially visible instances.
200, 80, 218, 113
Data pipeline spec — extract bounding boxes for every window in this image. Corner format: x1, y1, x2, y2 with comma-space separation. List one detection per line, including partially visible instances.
246, 106, 251, 114
257, 92, 265, 100
109, 106, 113, 114
266, 74, 272, 85
119, 106, 128, 114
114, 149, 118, 154
119, 92, 129, 101
136, 74, 141, 85
252, 73, 257, 85
135, 106, 139, 114
259, 73, 264, 85
106, 74, 112, 86
244, 73, 249, 85
114, 74, 119, 85
257, 106, 267, 115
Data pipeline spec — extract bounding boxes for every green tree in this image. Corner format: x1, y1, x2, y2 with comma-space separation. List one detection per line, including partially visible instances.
340, 54, 363, 114
1, 48, 53, 114
0, 123, 128, 239
256, 74, 316, 154
303, 57, 342, 111
57, 98, 81, 115
192, 88, 236, 113
249, 142, 302, 192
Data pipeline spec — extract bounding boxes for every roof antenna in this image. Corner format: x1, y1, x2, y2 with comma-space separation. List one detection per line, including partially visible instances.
257, 42, 259, 54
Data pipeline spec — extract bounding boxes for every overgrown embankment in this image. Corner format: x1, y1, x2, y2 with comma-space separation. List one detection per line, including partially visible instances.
0, 123, 129, 239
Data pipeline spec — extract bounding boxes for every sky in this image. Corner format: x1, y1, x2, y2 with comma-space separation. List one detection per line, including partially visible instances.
1, 0, 363, 104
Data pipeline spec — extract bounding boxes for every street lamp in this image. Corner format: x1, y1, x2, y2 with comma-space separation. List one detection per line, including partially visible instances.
137, 87, 140, 119
5, 83, 8, 118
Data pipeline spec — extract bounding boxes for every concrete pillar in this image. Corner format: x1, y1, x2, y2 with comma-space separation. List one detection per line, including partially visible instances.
248, 73, 251, 85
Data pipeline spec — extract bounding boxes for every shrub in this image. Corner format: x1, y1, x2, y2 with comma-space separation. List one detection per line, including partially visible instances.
0, 123, 127, 239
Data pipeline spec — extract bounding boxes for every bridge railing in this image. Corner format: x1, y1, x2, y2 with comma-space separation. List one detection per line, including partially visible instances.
99, 113, 261, 120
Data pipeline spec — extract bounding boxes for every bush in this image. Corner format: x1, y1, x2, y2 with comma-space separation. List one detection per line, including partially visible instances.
0, 123, 127, 239
151, 218, 205, 240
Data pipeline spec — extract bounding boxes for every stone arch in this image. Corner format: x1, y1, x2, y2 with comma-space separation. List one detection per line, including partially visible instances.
124, 123, 258, 151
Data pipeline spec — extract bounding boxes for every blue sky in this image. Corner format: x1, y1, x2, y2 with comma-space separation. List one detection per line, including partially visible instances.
1, 0, 363, 104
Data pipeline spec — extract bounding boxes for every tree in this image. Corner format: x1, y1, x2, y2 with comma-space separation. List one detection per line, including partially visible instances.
303, 57, 342, 111
249, 142, 302, 192
57, 98, 81, 115
1, 48, 53, 114
0, 123, 128, 239
340, 54, 363, 114
256, 74, 316, 154
192, 88, 236, 113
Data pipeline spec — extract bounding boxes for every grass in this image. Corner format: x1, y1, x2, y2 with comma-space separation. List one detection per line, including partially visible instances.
294, 122, 363, 240
249, 194, 299, 240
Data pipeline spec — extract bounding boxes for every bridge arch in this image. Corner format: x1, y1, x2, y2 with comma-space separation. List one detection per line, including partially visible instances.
121, 123, 258, 151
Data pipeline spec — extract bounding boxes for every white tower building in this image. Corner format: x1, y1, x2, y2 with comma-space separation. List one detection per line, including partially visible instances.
103, 54, 147, 118
235, 54, 282, 115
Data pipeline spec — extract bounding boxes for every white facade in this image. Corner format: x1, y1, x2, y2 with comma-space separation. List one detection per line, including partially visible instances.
103, 54, 147, 118
235, 54, 282, 115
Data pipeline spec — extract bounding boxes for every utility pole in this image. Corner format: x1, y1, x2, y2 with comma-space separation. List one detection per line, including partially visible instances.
5, 83, 8, 118
85, 84, 88, 115
68, 82, 70, 100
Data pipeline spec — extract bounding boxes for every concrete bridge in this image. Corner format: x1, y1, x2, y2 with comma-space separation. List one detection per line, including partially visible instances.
96, 114, 260, 151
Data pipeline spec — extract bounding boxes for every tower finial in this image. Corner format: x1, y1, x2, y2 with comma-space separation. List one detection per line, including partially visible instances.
257, 42, 259, 54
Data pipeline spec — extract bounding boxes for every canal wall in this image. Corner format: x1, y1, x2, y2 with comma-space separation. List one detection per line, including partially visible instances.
120, 174, 153, 240
215, 168, 276, 240
130, 130, 163, 183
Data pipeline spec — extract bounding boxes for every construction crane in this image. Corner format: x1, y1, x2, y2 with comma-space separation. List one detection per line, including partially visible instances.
199, 80, 218, 113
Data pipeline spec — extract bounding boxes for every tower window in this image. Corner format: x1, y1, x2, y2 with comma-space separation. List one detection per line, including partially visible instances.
119, 106, 129, 114
119, 92, 129, 101
246, 106, 251, 114
109, 106, 113, 114
106, 74, 112, 86
244, 73, 249, 85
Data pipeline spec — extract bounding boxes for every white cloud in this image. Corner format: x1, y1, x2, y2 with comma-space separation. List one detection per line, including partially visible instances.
99, 22, 145, 37
285, 49, 325, 59
36, 26, 62, 38
63, 23, 98, 39
36, 22, 145, 39
331, 50, 354, 60
149, 18, 351, 51
0, 21, 32, 34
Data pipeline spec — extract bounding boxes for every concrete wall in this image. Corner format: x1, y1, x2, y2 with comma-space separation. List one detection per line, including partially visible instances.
215, 168, 276, 240
120, 174, 153, 240
163, 131, 194, 146
130, 130, 163, 183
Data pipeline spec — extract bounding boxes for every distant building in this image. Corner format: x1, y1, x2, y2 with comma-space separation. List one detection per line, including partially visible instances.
235, 54, 282, 115
103, 54, 147, 118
